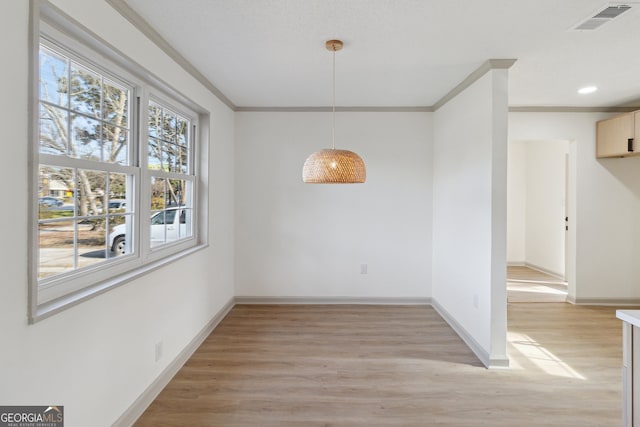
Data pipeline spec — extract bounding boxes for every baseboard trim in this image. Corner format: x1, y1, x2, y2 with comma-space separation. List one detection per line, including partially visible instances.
431, 300, 509, 369
113, 294, 514, 424
112, 297, 235, 427
567, 296, 640, 306
506, 261, 525, 266
524, 262, 565, 281
234, 296, 432, 305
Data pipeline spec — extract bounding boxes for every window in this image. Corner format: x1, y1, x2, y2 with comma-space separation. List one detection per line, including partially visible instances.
147, 101, 194, 249
37, 42, 136, 279
31, 6, 208, 322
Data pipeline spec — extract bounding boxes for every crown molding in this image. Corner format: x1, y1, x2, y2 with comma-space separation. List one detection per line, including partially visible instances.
233, 105, 637, 114
99, 5, 637, 114
235, 106, 433, 112
432, 59, 517, 111
509, 106, 638, 113
237, 105, 635, 114
105, 0, 236, 111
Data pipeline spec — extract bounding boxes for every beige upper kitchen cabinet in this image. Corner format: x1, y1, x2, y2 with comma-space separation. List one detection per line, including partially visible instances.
596, 111, 640, 158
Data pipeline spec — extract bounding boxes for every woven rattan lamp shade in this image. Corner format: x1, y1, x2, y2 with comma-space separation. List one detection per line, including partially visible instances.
302, 148, 366, 183
302, 40, 366, 184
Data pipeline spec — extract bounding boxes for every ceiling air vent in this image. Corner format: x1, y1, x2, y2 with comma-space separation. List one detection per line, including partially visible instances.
572, 3, 633, 30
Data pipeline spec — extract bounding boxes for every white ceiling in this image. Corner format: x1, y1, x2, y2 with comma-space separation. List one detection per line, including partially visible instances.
121, 0, 640, 109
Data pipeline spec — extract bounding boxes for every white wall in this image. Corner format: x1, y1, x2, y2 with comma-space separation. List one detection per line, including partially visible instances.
0, 2, 235, 426
235, 112, 432, 299
524, 140, 569, 276
507, 140, 569, 277
432, 70, 509, 367
507, 141, 526, 263
510, 113, 640, 302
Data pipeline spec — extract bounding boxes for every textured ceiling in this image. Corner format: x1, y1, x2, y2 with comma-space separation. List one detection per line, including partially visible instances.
122, 0, 640, 108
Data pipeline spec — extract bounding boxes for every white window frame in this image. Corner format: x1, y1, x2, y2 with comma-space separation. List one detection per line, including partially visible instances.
142, 94, 198, 262
29, 1, 209, 323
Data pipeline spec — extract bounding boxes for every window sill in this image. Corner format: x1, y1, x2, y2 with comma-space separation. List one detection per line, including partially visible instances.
30, 242, 209, 324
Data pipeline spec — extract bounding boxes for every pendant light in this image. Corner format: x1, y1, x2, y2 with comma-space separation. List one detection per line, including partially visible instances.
302, 40, 366, 184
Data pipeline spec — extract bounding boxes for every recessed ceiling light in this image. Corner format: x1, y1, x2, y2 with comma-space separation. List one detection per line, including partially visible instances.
578, 86, 598, 94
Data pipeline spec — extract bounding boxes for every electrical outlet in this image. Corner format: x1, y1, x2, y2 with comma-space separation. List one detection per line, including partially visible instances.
155, 341, 163, 362
360, 264, 368, 274
473, 294, 479, 309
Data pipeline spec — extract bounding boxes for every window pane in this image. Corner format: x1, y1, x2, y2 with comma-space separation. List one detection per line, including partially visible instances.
151, 177, 180, 208
148, 104, 161, 138
107, 173, 129, 212
177, 116, 188, 146
150, 215, 165, 247
39, 47, 68, 108
148, 104, 191, 174
71, 115, 102, 161
70, 64, 101, 118
150, 208, 179, 247
103, 124, 128, 164
151, 208, 191, 245
167, 179, 187, 206
150, 209, 168, 225
164, 143, 178, 173
175, 144, 188, 174
164, 143, 187, 174
103, 79, 128, 126
39, 166, 73, 219
148, 137, 163, 171
40, 104, 68, 156
179, 208, 193, 239
148, 178, 192, 248
76, 169, 106, 216
77, 218, 107, 267
149, 178, 187, 247
162, 110, 177, 143
38, 219, 75, 279
108, 214, 132, 256
150, 177, 166, 210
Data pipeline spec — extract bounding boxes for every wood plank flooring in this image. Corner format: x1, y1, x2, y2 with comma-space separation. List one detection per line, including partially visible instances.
135, 303, 623, 426
507, 282, 568, 303
507, 265, 565, 284
507, 266, 568, 303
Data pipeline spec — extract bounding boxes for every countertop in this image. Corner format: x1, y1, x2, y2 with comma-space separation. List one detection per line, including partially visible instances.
617, 310, 640, 327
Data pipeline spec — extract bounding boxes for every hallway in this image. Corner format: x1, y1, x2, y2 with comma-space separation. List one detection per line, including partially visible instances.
507, 265, 567, 303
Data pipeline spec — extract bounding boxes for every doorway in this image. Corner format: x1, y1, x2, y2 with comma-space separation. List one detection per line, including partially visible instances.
506, 140, 570, 302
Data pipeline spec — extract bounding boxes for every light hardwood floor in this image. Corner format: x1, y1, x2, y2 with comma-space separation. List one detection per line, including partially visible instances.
507, 265, 565, 284
135, 303, 623, 426
507, 266, 568, 303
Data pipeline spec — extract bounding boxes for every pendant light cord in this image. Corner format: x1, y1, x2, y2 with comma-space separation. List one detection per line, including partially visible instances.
332, 47, 336, 150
